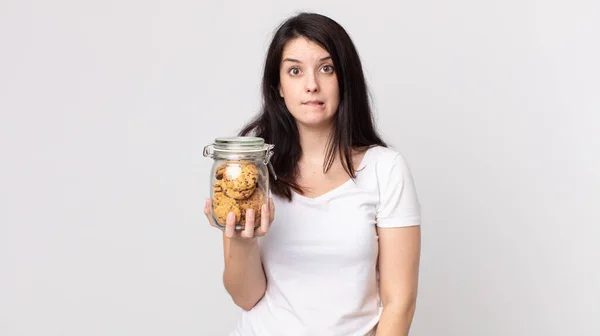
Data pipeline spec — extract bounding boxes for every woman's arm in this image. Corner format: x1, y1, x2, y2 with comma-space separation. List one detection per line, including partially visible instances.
205, 198, 275, 311
375, 225, 421, 336
222, 234, 266, 311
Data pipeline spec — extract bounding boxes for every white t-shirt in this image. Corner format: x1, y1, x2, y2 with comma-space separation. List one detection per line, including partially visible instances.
230, 146, 421, 336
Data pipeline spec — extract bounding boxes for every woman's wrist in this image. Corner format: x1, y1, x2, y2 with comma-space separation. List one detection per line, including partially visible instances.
226, 233, 259, 248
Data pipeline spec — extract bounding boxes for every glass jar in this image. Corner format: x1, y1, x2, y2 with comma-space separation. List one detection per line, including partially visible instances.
203, 136, 275, 231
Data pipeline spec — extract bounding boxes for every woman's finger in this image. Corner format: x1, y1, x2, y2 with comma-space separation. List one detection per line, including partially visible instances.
268, 197, 275, 222
204, 198, 218, 228
242, 209, 255, 238
256, 203, 269, 236
224, 212, 237, 238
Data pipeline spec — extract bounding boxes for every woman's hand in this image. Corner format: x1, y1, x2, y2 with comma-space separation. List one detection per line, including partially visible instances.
204, 197, 275, 239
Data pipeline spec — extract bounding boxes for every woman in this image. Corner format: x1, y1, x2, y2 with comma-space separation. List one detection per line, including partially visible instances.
204, 12, 421, 336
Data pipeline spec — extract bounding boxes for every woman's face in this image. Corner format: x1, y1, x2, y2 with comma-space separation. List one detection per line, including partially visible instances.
278, 37, 340, 130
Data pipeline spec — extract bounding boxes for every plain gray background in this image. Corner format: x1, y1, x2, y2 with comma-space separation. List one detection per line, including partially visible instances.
1, 0, 599, 335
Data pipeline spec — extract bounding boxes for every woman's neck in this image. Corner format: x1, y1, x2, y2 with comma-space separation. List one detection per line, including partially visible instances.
297, 123, 334, 166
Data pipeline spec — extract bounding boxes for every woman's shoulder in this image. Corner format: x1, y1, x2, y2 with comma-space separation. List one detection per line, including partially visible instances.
357, 145, 416, 181
363, 145, 406, 164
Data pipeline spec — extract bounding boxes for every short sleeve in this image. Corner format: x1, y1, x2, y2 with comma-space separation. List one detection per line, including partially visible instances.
376, 153, 421, 228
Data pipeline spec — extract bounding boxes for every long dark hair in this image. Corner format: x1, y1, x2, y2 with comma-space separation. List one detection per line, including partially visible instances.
239, 12, 386, 201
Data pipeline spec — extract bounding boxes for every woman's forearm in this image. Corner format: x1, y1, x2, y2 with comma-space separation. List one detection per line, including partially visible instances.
222, 237, 266, 311
375, 302, 416, 336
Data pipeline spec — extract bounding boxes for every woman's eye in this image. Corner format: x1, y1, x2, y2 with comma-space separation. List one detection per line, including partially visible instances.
289, 68, 301, 76
321, 65, 334, 73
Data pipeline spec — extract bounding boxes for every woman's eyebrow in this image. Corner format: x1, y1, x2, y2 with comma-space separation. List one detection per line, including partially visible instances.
282, 56, 332, 64
282, 58, 301, 63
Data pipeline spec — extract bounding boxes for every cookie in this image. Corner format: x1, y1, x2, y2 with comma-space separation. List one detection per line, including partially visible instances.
222, 163, 259, 193
212, 196, 241, 225
238, 188, 266, 226
215, 164, 226, 180
211, 161, 266, 228
212, 191, 224, 206
213, 180, 223, 192
224, 186, 256, 200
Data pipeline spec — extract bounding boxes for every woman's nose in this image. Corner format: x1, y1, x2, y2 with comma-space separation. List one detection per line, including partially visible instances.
305, 73, 319, 93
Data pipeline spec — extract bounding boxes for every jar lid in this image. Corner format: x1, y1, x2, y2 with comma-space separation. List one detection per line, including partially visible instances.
204, 136, 271, 154
213, 136, 265, 150
203, 136, 277, 180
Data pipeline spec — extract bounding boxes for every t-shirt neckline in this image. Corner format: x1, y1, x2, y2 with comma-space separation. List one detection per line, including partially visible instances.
291, 146, 375, 204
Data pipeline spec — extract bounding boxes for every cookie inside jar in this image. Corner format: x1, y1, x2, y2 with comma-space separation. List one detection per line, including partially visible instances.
212, 160, 268, 229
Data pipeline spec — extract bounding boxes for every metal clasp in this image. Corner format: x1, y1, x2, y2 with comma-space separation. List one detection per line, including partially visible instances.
203, 145, 213, 158
264, 144, 277, 181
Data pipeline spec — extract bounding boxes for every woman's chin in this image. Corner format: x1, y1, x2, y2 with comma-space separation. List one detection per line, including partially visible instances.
291, 111, 335, 128
295, 117, 335, 130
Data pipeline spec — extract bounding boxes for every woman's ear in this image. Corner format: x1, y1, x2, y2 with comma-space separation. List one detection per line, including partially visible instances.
278, 85, 284, 98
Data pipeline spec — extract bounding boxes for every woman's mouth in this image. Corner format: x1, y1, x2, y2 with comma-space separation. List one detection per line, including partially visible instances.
303, 100, 325, 108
